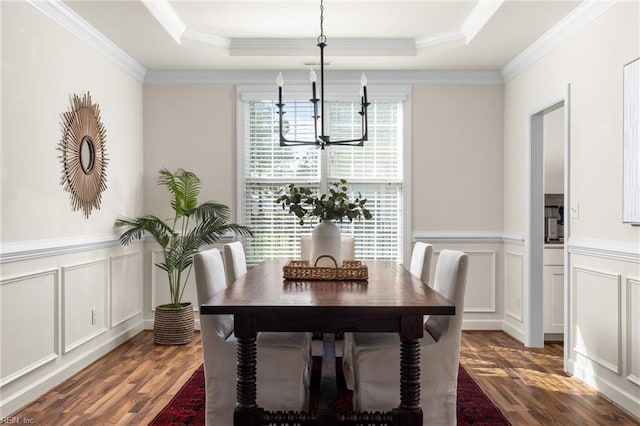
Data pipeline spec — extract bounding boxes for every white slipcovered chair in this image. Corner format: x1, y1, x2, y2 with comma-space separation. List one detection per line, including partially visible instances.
342, 241, 434, 390
194, 248, 311, 425
409, 241, 434, 285
300, 235, 356, 262
223, 241, 247, 285
351, 249, 468, 425
223, 241, 313, 352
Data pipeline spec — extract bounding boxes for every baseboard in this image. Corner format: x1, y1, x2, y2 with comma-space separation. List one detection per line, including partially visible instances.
544, 333, 564, 342
462, 319, 504, 330
569, 359, 640, 420
502, 321, 525, 343
0, 322, 144, 417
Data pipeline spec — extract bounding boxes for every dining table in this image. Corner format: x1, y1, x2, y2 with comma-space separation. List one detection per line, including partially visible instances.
199, 259, 455, 426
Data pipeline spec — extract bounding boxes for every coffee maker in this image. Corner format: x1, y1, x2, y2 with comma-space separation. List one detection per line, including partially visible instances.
544, 194, 564, 243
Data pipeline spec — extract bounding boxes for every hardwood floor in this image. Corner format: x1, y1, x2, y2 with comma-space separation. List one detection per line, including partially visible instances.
10, 330, 640, 425
459, 331, 639, 425
11, 331, 203, 425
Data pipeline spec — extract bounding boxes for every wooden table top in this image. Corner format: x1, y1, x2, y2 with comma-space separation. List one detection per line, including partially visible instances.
200, 259, 455, 317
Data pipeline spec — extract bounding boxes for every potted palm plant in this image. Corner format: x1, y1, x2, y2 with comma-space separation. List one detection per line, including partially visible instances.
115, 168, 252, 345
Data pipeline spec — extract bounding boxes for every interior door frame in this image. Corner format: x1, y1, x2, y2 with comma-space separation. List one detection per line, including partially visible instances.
525, 83, 570, 363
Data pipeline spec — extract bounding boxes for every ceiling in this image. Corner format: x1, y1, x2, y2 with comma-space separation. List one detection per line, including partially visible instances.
64, 0, 582, 72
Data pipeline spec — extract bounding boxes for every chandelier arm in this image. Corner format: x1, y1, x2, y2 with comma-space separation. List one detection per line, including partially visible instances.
275, 0, 368, 149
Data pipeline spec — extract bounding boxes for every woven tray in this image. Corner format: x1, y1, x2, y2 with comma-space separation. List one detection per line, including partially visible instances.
283, 255, 368, 281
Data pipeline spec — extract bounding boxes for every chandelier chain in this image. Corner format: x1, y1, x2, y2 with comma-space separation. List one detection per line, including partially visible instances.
320, 0, 324, 36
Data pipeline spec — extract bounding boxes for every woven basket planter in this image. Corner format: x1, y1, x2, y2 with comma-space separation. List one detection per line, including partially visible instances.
154, 303, 194, 345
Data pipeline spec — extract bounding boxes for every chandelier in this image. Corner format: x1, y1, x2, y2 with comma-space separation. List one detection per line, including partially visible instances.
276, 0, 369, 149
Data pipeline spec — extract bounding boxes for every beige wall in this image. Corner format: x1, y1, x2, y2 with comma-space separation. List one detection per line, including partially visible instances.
412, 85, 504, 232
142, 84, 237, 220
143, 83, 504, 235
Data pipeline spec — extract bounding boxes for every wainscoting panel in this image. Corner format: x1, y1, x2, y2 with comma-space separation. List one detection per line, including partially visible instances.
456, 250, 496, 313
151, 250, 198, 311
573, 267, 621, 375
0, 270, 58, 387
505, 252, 523, 321
62, 260, 108, 354
110, 253, 142, 328
628, 278, 640, 386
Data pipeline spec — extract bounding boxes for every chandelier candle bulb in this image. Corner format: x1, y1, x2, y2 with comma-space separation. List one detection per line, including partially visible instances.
361, 73, 368, 104
277, 72, 283, 105
310, 68, 317, 101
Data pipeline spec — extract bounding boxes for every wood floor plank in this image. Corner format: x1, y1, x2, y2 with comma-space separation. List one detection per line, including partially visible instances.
459, 331, 639, 425
9, 330, 640, 425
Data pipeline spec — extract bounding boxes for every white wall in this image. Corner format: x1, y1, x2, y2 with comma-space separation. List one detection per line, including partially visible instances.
0, 2, 145, 417
544, 106, 565, 194
503, 1, 640, 416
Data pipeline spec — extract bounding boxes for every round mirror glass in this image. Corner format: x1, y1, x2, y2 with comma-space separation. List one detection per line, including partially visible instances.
80, 135, 95, 174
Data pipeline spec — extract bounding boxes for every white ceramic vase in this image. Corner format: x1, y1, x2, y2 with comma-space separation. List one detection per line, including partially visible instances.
310, 220, 342, 267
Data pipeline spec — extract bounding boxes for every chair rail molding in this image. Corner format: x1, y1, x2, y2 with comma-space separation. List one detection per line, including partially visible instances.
568, 237, 640, 263
0, 234, 122, 264
413, 231, 520, 244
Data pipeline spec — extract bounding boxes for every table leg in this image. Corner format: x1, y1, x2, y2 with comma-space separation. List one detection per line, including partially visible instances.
395, 314, 423, 426
236, 336, 257, 408
318, 333, 338, 426
399, 337, 421, 411
233, 315, 262, 426
234, 337, 264, 425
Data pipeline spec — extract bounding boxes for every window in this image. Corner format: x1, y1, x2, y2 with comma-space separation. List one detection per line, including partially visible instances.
238, 85, 409, 266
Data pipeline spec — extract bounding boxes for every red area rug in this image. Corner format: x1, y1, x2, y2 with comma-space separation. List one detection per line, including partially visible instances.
150, 357, 510, 425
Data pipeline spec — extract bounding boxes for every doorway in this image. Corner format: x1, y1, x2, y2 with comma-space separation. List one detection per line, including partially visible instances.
525, 87, 570, 371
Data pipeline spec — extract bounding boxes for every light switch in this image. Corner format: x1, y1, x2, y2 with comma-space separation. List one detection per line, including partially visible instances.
570, 201, 579, 219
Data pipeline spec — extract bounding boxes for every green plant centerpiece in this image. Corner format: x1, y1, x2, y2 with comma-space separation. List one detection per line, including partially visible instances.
115, 168, 252, 345
276, 179, 372, 266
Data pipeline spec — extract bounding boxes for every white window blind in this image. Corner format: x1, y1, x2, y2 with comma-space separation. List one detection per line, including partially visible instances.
240, 94, 404, 266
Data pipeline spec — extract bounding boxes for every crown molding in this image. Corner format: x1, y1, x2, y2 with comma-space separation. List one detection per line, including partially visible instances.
144, 69, 503, 85
26, 0, 147, 82
183, 29, 231, 48
134, 0, 501, 56
461, 0, 505, 43
141, 0, 186, 44
501, 0, 616, 82
415, 29, 464, 49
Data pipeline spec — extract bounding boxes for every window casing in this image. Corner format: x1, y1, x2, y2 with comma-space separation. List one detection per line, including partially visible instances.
237, 85, 411, 266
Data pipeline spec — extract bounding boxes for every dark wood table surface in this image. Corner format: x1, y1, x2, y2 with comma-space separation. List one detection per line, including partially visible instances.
200, 259, 455, 426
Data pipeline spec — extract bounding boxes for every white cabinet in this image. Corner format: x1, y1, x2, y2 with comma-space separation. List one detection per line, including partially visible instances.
543, 247, 564, 336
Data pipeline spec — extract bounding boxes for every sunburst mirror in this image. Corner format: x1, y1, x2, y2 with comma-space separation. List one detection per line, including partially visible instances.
58, 92, 108, 218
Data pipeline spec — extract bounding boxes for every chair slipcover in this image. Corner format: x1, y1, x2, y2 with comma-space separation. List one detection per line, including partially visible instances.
223, 241, 247, 285
342, 242, 434, 390
300, 236, 356, 262
409, 241, 434, 285
351, 249, 468, 425
194, 248, 311, 425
